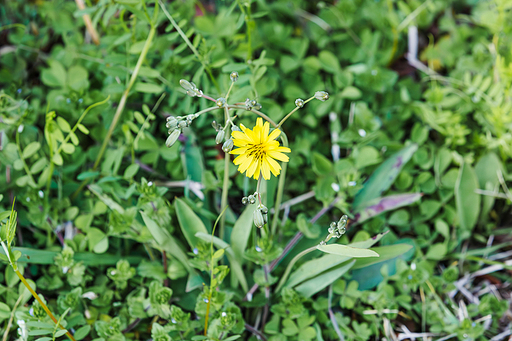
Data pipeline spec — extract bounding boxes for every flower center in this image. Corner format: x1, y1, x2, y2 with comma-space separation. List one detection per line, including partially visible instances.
247, 144, 265, 160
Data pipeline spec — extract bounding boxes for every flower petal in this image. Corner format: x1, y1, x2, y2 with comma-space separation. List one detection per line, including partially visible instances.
266, 156, 282, 176
268, 151, 290, 162
262, 159, 272, 180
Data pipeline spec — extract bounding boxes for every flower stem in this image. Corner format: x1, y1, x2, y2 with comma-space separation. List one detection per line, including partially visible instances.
219, 105, 231, 240
277, 96, 315, 129
270, 133, 288, 236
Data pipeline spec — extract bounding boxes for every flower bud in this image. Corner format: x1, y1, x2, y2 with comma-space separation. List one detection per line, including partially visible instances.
216, 97, 226, 107
166, 129, 181, 148
253, 103, 262, 110
253, 208, 265, 228
230, 71, 239, 82
248, 195, 256, 204
180, 79, 194, 91
242, 197, 248, 205
295, 98, 305, 108
215, 130, 225, 144
178, 120, 187, 129
222, 138, 234, 152
315, 91, 329, 101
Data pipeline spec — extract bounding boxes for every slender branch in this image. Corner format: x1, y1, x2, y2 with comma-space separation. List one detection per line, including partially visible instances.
15, 269, 76, 341
75, 0, 100, 45
93, 26, 156, 170
245, 323, 268, 341
1, 292, 22, 341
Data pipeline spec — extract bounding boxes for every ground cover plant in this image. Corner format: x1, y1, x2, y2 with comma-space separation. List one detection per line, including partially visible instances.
1, 0, 512, 340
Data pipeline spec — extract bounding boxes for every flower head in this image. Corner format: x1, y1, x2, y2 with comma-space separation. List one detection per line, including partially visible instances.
230, 118, 291, 180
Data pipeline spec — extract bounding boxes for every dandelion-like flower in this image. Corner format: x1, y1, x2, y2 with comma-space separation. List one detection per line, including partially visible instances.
230, 118, 291, 180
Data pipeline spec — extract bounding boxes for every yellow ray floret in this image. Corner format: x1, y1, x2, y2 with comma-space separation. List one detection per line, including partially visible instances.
230, 117, 291, 180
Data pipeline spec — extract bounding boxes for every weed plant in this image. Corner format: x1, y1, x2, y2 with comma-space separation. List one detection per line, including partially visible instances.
0, 0, 512, 340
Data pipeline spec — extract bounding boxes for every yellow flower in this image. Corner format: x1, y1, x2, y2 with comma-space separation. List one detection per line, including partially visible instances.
230, 118, 291, 180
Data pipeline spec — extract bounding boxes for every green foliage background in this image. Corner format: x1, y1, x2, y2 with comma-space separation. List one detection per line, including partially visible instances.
1, 0, 511, 340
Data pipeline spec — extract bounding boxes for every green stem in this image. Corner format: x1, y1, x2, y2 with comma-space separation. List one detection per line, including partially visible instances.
15, 128, 36, 188
204, 207, 227, 335
14, 268, 76, 341
57, 96, 110, 155
92, 27, 156, 170
274, 245, 317, 293
270, 133, 288, 236
2, 295, 22, 341
277, 96, 315, 129
219, 106, 231, 240
159, 0, 220, 93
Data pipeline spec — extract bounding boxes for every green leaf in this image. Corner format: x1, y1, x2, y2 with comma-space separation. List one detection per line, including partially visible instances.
339, 86, 362, 99
354, 193, 422, 223
312, 152, 333, 175
455, 163, 480, 230
295, 260, 355, 298
67, 65, 89, 91
195, 232, 248, 292
141, 211, 170, 246
133, 82, 163, 94
41, 60, 66, 88
52, 153, 63, 166
285, 232, 387, 288
474, 152, 503, 188
61, 143, 75, 154
124, 163, 140, 179
282, 319, 299, 336
56, 116, 71, 133
22, 142, 41, 159
87, 228, 109, 254
0, 302, 10, 321
425, 243, 447, 260
317, 244, 379, 258
77, 124, 90, 135
76, 171, 100, 180
354, 146, 381, 169
175, 198, 208, 249
318, 50, 340, 73
230, 205, 255, 262
352, 243, 413, 270
353, 144, 418, 211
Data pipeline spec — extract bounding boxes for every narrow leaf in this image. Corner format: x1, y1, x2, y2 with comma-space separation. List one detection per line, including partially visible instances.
317, 244, 379, 258
175, 198, 208, 249
354, 193, 422, 223
353, 144, 417, 211
295, 260, 355, 298
455, 163, 481, 230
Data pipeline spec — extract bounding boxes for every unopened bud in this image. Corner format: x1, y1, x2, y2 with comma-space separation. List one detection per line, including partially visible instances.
222, 139, 234, 152
215, 130, 225, 144
295, 98, 305, 108
248, 195, 256, 205
315, 91, 329, 101
253, 103, 262, 110
230, 71, 239, 82
253, 208, 265, 228
216, 97, 226, 107
166, 129, 181, 148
